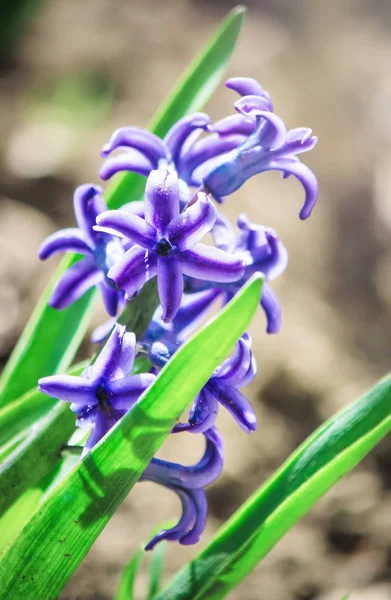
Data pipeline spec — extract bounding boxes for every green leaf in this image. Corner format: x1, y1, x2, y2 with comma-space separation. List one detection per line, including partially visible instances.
0, 283, 95, 407
115, 546, 145, 600
0, 5, 245, 407
115, 531, 168, 600
156, 373, 391, 600
148, 540, 167, 599
0, 275, 262, 600
0, 454, 80, 553
0, 361, 88, 449
0, 403, 75, 517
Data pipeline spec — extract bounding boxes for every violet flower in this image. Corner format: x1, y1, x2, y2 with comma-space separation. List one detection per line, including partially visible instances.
38, 184, 126, 316
186, 213, 288, 334
202, 77, 318, 219
96, 168, 244, 322
38, 325, 155, 456
99, 112, 242, 197
148, 334, 256, 434
140, 427, 223, 549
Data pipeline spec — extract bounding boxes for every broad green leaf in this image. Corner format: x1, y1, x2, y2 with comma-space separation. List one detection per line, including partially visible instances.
156, 373, 391, 600
0, 6, 245, 407
0, 275, 262, 600
0, 403, 75, 517
0, 454, 79, 553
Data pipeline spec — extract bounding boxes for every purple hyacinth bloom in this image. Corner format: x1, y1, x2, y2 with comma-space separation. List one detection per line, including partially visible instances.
38, 184, 126, 316
38, 325, 155, 456
203, 77, 318, 219
99, 111, 246, 201
186, 213, 288, 334
96, 168, 244, 322
148, 334, 256, 434
140, 427, 223, 549
99, 113, 211, 183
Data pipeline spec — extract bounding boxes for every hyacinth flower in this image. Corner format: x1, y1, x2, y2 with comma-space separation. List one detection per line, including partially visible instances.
147, 334, 256, 434
185, 213, 288, 334
140, 427, 223, 549
38, 325, 155, 456
38, 184, 126, 316
99, 112, 245, 200
202, 77, 318, 219
96, 168, 245, 322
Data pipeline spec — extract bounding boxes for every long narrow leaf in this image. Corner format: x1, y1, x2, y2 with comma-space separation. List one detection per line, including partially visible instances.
0, 6, 246, 407
115, 546, 145, 600
0, 361, 88, 449
156, 373, 391, 599
0, 275, 262, 600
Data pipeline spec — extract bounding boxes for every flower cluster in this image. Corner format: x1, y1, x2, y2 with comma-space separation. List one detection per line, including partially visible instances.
38, 77, 317, 549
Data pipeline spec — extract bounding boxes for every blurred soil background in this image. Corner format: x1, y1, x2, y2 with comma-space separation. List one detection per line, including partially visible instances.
1, 1, 391, 599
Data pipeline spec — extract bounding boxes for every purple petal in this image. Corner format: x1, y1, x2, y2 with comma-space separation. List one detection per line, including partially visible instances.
38, 228, 93, 260
120, 200, 145, 218
213, 336, 252, 386
226, 77, 274, 110
145, 169, 180, 235
96, 211, 156, 248
278, 128, 318, 156
82, 410, 115, 457
173, 387, 219, 434
100, 148, 154, 181
212, 113, 255, 137
144, 427, 223, 489
73, 184, 107, 244
101, 127, 168, 165
211, 382, 257, 433
100, 282, 122, 317
144, 488, 199, 550
179, 488, 208, 546
236, 217, 288, 281
260, 283, 282, 334
164, 113, 210, 163
255, 230, 288, 281
157, 255, 183, 323
239, 354, 257, 388
212, 211, 236, 252
108, 245, 157, 297
108, 373, 156, 410
38, 375, 96, 406
266, 158, 318, 220
178, 133, 244, 182
180, 243, 244, 283
90, 324, 136, 382
235, 97, 286, 149
48, 258, 102, 310
91, 318, 116, 345
171, 288, 221, 341
168, 193, 216, 251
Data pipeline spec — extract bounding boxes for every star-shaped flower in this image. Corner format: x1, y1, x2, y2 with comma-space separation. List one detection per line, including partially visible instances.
96, 168, 244, 322
38, 325, 155, 455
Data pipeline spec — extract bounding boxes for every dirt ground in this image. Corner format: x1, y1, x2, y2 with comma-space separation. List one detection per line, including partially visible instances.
1, 1, 391, 599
